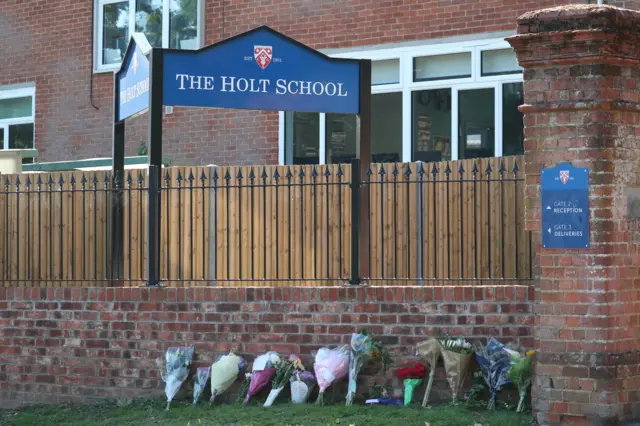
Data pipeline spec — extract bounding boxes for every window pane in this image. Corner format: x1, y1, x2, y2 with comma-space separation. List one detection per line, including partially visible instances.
285, 112, 319, 165
503, 83, 524, 156
0, 128, 4, 149
102, 1, 129, 65
8, 123, 34, 150
136, 0, 163, 47
412, 89, 452, 162
0, 96, 32, 120
372, 93, 402, 163
482, 49, 521, 76
326, 114, 356, 164
414, 52, 471, 82
170, 0, 198, 49
459, 89, 495, 160
372, 59, 399, 85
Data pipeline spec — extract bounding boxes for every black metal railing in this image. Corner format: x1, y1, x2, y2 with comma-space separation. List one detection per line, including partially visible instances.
361, 158, 532, 282
0, 156, 533, 286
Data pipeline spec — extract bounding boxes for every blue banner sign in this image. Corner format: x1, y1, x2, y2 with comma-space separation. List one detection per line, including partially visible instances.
541, 163, 590, 249
163, 26, 361, 114
117, 34, 151, 121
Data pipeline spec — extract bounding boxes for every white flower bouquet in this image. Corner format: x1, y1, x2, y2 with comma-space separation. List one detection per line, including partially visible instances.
192, 366, 210, 406
209, 352, 246, 404
156, 346, 194, 410
437, 336, 473, 405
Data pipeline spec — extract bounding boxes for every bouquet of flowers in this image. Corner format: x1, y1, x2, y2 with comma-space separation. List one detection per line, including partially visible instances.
346, 332, 372, 406
192, 366, 211, 406
209, 351, 246, 403
506, 349, 534, 412
346, 330, 393, 406
395, 363, 426, 406
475, 338, 514, 410
264, 356, 297, 407
156, 346, 194, 410
289, 355, 316, 404
438, 336, 473, 404
244, 351, 280, 405
313, 345, 350, 405
416, 338, 441, 407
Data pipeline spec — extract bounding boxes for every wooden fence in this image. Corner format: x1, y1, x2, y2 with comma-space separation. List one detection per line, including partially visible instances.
0, 155, 532, 287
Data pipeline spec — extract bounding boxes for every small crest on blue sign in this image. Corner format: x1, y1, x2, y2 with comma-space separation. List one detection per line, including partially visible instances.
541, 162, 590, 249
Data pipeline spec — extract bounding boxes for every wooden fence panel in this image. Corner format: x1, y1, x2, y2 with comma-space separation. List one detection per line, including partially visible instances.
366, 156, 531, 285
0, 155, 531, 287
0, 171, 112, 286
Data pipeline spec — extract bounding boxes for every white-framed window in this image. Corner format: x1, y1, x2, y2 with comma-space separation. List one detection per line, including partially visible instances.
279, 36, 524, 165
0, 86, 36, 157
94, 0, 203, 72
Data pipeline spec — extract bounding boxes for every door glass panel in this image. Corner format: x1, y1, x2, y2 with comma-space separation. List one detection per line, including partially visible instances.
458, 88, 495, 159
285, 112, 319, 165
326, 114, 356, 164
503, 83, 524, 156
372, 92, 402, 163
412, 88, 452, 162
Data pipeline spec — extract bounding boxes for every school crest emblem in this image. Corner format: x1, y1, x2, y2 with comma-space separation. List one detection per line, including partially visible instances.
254, 46, 273, 69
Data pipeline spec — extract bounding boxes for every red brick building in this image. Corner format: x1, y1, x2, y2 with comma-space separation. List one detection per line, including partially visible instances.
1, 0, 639, 167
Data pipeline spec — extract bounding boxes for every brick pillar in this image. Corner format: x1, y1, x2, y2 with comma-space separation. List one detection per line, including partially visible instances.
507, 5, 640, 426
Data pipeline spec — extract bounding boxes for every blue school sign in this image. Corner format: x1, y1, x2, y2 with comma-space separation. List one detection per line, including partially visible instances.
162, 26, 361, 114
541, 163, 590, 249
113, 26, 369, 286
116, 34, 152, 121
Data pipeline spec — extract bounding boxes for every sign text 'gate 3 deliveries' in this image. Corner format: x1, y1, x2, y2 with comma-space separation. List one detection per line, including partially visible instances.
541, 162, 590, 249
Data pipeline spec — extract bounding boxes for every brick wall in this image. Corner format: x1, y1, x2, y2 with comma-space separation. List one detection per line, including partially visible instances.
0, 285, 533, 408
0, 0, 576, 166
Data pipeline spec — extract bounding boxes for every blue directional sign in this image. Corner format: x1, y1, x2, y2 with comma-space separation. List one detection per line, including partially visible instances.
541, 163, 589, 249
116, 34, 152, 121
163, 26, 361, 114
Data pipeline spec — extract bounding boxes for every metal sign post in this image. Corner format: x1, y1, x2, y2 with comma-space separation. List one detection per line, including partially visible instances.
112, 33, 152, 284
113, 26, 370, 286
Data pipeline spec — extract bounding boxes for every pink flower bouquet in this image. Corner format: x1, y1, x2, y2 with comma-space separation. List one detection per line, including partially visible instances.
243, 351, 280, 405
313, 345, 350, 405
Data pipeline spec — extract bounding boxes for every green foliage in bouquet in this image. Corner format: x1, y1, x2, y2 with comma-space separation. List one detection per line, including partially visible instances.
359, 329, 393, 373
369, 383, 390, 399
465, 371, 487, 408
235, 373, 251, 403
506, 350, 534, 413
272, 359, 296, 390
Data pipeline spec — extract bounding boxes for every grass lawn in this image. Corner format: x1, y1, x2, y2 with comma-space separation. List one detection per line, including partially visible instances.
1, 397, 532, 426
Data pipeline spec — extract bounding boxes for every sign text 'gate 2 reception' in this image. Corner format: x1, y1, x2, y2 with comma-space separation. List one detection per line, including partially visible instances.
541, 163, 590, 249
162, 26, 361, 114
